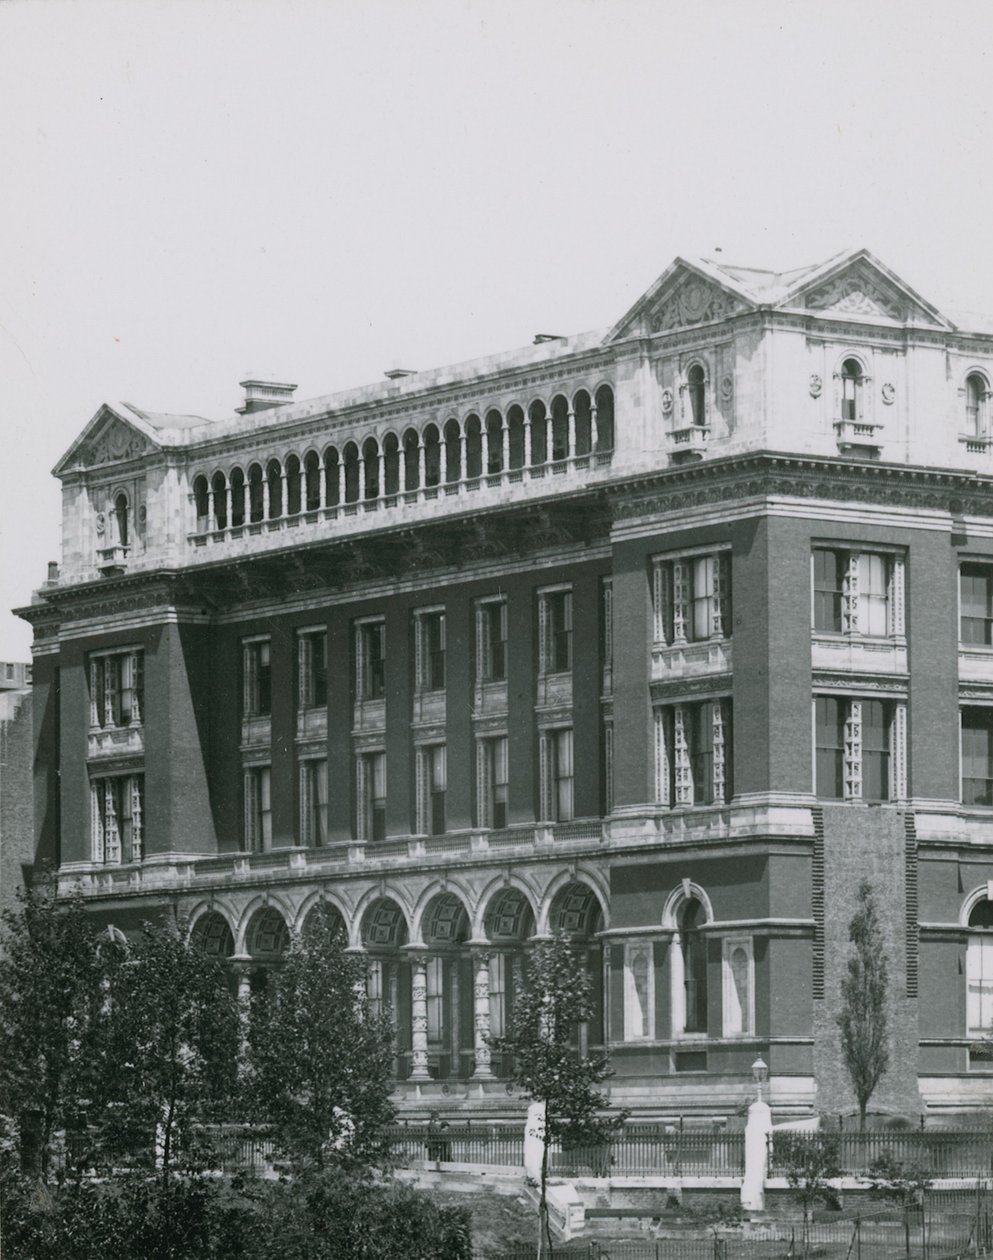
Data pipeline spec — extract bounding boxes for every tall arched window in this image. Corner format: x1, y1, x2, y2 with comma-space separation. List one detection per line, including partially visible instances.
211, 471, 228, 529
841, 359, 863, 422
966, 373, 988, 437
680, 897, 708, 1032
114, 493, 130, 547
687, 365, 707, 427
192, 476, 209, 532
967, 896, 993, 1037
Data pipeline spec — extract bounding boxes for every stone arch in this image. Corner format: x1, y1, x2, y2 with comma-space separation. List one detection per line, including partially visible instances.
192, 474, 209, 530
284, 452, 302, 515
235, 893, 294, 954
464, 413, 482, 479
661, 879, 714, 929
323, 445, 341, 507
538, 867, 609, 936
443, 418, 461, 484
342, 441, 360, 503
356, 890, 411, 950
423, 422, 442, 488
382, 430, 401, 496
189, 908, 236, 959
550, 393, 569, 461
594, 383, 615, 452
473, 874, 540, 941
229, 465, 246, 526
299, 899, 348, 944
247, 462, 264, 522
485, 408, 504, 476
361, 435, 380, 500
402, 427, 420, 492
415, 888, 472, 948
302, 448, 322, 511
210, 470, 228, 529
265, 457, 283, 518
573, 389, 592, 457
506, 403, 526, 469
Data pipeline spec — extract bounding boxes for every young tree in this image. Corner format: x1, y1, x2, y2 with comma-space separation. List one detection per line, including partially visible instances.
490, 932, 621, 1259
774, 1131, 842, 1257
244, 906, 396, 1172
88, 923, 240, 1185
838, 881, 890, 1131
0, 890, 102, 1180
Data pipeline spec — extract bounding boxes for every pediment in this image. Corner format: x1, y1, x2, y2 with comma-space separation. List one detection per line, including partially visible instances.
790, 254, 950, 328
607, 259, 756, 341
53, 406, 159, 477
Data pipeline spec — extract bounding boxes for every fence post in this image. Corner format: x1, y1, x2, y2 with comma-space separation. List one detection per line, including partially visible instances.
740, 1092, 771, 1211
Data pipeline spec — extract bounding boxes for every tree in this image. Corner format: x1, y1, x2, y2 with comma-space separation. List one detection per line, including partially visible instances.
490, 932, 621, 1259
244, 906, 396, 1172
87, 923, 240, 1185
838, 881, 890, 1131
773, 1131, 842, 1257
0, 890, 103, 1180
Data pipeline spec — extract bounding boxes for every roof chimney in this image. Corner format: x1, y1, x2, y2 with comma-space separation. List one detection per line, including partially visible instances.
533, 333, 564, 345
383, 368, 417, 381
236, 379, 298, 415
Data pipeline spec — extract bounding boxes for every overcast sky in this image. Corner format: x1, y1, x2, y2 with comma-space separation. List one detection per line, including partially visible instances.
1, 0, 992, 658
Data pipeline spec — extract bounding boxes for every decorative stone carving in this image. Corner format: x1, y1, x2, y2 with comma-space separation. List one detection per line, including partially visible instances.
809, 374, 823, 398
651, 278, 742, 332
881, 382, 895, 405
661, 389, 673, 416
805, 269, 905, 321
83, 420, 150, 467
95, 512, 106, 536
720, 374, 733, 402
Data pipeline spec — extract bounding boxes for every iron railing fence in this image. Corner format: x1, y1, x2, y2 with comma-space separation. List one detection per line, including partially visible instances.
387, 1122, 525, 1167
769, 1131, 993, 1180
551, 1129, 746, 1179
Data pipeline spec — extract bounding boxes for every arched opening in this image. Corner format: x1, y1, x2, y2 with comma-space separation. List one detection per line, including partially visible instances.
550, 395, 569, 462
966, 373, 987, 437
248, 464, 264, 523
464, 414, 482, 480
423, 424, 442, 489
211, 471, 228, 529
483, 888, 536, 1076
485, 409, 504, 477
383, 432, 401, 497
304, 451, 322, 512
507, 404, 525, 470
362, 436, 380, 501
443, 419, 461, 485
343, 443, 360, 504
841, 359, 863, 422
193, 476, 209, 532
402, 428, 419, 493
422, 893, 473, 1080
967, 897, 993, 1038
573, 390, 592, 457
595, 385, 615, 453
362, 898, 410, 1078
547, 882, 605, 1055
285, 453, 302, 516
324, 447, 341, 508
265, 459, 282, 519
230, 467, 246, 527
191, 910, 237, 998
673, 895, 709, 1035
529, 400, 548, 465
301, 901, 347, 946
245, 906, 290, 997
114, 493, 130, 547
688, 365, 707, 427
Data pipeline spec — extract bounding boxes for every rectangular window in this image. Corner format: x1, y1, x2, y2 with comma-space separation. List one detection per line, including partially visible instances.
357, 751, 386, 841
961, 565, 993, 646
92, 774, 144, 864
861, 699, 890, 801
90, 650, 144, 728
812, 548, 902, 637
540, 589, 573, 674
815, 696, 902, 801
299, 758, 329, 846
722, 937, 754, 1037
477, 599, 508, 683
243, 640, 272, 718
356, 621, 386, 701
623, 942, 654, 1041
417, 744, 447, 835
488, 953, 507, 1040
815, 697, 846, 799
652, 552, 731, 645
551, 728, 574, 821
244, 765, 272, 852
426, 956, 445, 1044
654, 700, 732, 807
297, 629, 328, 709
962, 708, 993, 805
415, 610, 446, 692
477, 735, 509, 829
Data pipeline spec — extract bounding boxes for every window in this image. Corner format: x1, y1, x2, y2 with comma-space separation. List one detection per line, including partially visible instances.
488, 953, 507, 1039
678, 897, 708, 1035
540, 727, 573, 821
961, 565, 993, 646
243, 639, 272, 718
687, 364, 706, 427
92, 774, 144, 864
297, 629, 327, 709
356, 620, 386, 701
722, 937, 754, 1036
967, 898, 993, 1037
415, 610, 446, 692
477, 735, 509, 829
357, 751, 386, 841
840, 358, 863, 421
814, 696, 904, 801
652, 552, 731, 645
539, 589, 572, 673
244, 765, 272, 851
476, 599, 508, 683
966, 373, 988, 436
962, 709, 993, 805
623, 942, 654, 1041
654, 700, 732, 807
114, 492, 130, 548
299, 758, 328, 846
811, 548, 903, 637
426, 956, 445, 1044
90, 650, 143, 728
416, 744, 446, 835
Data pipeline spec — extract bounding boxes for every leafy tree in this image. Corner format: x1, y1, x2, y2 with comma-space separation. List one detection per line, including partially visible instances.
868, 1151, 932, 1259
490, 932, 622, 1259
838, 881, 890, 1130
773, 1131, 842, 1256
88, 923, 240, 1185
0, 890, 102, 1180
244, 906, 396, 1172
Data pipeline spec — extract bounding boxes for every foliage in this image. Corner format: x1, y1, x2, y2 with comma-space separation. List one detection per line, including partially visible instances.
772, 1131, 842, 1217
491, 932, 623, 1257
0, 890, 103, 1180
838, 881, 890, 1131
866, 1150, 931, 1204
244, 907, 396, 1173
86, 923, 240, 1184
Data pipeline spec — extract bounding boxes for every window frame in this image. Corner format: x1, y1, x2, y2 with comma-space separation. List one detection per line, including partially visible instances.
242, 637, 272, 719
355, 617, 386, 702
651, 546, 732, 647
297, 626, 328, 711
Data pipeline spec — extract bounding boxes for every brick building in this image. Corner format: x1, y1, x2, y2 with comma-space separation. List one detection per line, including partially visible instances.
0, 661, 34, 937
17, 249, 993, 1120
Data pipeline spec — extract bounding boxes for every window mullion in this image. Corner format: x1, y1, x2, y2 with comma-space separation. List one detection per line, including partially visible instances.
673, 704, 693, 805
845, 700, 863, 799
672, 561, 689, 644
654, 708, 671, 807
712, 701, 727, 804
844, 553, 860, 635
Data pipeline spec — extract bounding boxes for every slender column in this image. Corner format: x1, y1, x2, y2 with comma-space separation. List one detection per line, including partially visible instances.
590, 404, 599, 455
472, 949, 494, 1079
207, 487, 216, 530
318, 463, 327, 510
262, 477, 271, 521
501, 416, 510, 477
417, 442, 426, 498
523, 416, 532, 467
567, 407, 576, 459
224, 485, 232, 529
232, 958, 253, 1064
281, 470, 289, 517
672, 560, 689, 644
378, 450, 386, 502
409, 952, 431, 1080
545, 412, 554, 462
483, 426, 492, 477
673, 705, 693, 805
458, 433, 467, 485
357, 456, 366, 501
337, 460, 346, 507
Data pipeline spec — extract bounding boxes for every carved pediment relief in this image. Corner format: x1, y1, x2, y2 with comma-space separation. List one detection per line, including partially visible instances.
648, 274, 744, 333
82, 418, 152, 467
802, 264, 931, 324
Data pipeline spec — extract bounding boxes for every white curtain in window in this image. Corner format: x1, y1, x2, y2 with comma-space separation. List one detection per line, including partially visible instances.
858, 553, 889, 636
967, 935, 993, 1035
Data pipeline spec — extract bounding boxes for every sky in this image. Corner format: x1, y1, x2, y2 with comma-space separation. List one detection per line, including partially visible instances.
1, 0, 992, 658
